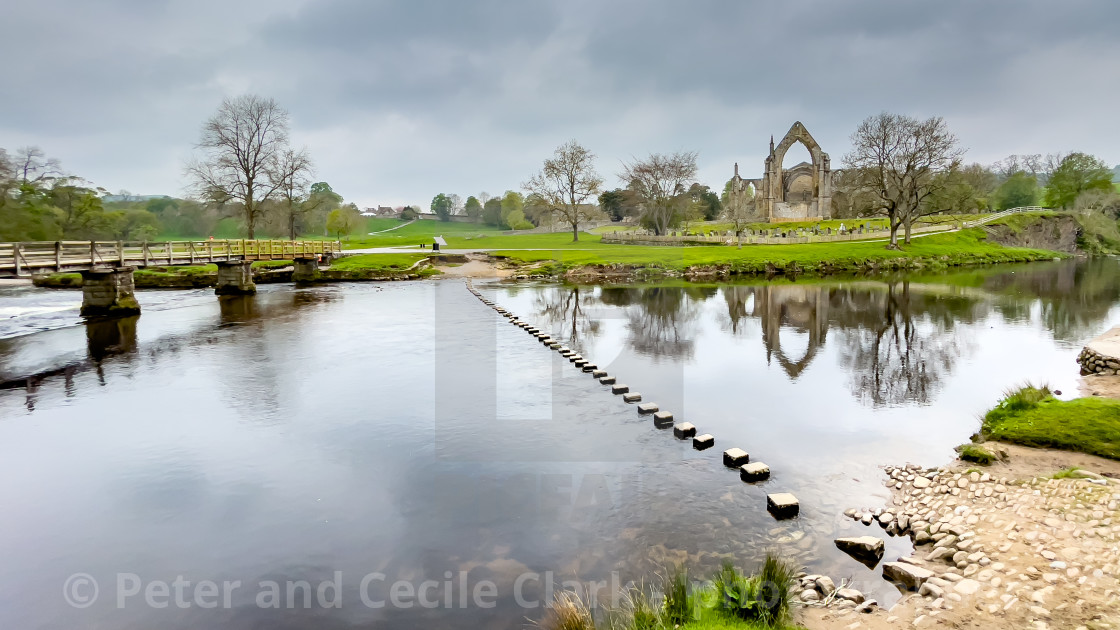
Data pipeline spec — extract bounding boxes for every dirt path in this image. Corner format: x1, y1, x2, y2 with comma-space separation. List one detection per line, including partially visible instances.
432, 254, 515, 278
800, 445, 1120, 630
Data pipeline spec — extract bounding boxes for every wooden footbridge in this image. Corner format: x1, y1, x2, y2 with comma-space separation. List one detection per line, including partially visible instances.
0, 239, 341, 279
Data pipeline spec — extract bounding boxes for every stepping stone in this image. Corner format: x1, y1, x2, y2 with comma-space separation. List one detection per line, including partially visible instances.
581, 364, 598, 372
693, 434, 715, 450
622, 392, 642, 403
740, 462, 770, 482
568, 355, 582, 362
653, 411, 674, 428
600, 376, 616, 385
548, 343, 562, 349
767, 493, 799, 519
591, 370, 607, 378
557, 346, 570, 353
723, 448, 750, 467
611, 383, 629, 394
673, 422, 696, 439
637, 402, 658, 414
560, 350, 574, 357
574, 360, 588, 368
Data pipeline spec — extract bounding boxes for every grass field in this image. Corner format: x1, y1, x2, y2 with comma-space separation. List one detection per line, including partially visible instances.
329, 253, 429, 271
489, 229, 1058, 272
980, 386, 1120, 460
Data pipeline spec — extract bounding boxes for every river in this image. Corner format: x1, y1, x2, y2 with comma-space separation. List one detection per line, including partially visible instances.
1, 259, 1117, 629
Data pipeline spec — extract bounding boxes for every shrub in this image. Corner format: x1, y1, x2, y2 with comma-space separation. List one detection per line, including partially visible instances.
756, 553, 796, 626
957, 443, 996, 465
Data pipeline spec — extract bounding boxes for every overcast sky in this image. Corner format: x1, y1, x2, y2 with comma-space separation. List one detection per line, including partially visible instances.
2, 0, 1118, 208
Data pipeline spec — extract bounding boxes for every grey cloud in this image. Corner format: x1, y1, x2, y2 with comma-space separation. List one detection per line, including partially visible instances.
0, 0, 1117, 205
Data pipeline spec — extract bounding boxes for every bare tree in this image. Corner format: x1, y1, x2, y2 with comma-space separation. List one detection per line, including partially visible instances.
523, 140, 603, 241
843, 113, 963, 248
619, 152, 698, 236
14, 146, 62, 185
269, 147, 314, 240
185, 95, 295, 239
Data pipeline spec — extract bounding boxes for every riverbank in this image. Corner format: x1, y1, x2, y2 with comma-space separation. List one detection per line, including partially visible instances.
494, 230, 1063, 281
800, 382, 1120, 630
803, 445, 1120, 630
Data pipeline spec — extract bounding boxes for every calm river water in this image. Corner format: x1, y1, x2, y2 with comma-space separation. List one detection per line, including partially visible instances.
1, 259, 1118, 629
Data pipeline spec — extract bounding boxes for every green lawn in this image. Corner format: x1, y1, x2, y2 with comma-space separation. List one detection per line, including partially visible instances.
343, 220, 508, 248
981, 386, 1120, 460
329, 253, 430, 271
489, 229, 1058, 272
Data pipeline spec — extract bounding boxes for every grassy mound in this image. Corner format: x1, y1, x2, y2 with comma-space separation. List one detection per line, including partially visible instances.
980, 385, 1120, 460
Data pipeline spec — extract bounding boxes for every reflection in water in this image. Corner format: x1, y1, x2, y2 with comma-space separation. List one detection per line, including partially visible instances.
835, 282, 963, 407
754, 285, 830, 379
1, 261, 1120, 630
86, 316, 139, 361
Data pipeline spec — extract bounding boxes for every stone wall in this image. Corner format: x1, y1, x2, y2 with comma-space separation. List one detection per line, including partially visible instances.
1078, 345, 1120, 375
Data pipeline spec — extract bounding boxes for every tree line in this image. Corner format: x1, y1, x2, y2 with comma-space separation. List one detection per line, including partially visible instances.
5, 96, 1116, 247
1, 95, 364, 243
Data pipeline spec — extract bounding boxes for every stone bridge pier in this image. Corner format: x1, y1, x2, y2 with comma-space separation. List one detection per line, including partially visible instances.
80, 267, 141, 318
292, 257, 320, 283
215, 261, 256, 295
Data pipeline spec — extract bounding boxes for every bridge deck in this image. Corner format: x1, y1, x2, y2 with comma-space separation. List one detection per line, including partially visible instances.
0, 240, 342, 278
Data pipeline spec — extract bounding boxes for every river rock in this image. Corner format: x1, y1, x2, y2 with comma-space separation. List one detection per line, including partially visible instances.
835, 536, 886, 567
815, 576, 836, 596
883, 562, 934, 591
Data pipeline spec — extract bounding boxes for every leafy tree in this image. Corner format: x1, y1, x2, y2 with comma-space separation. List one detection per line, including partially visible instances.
400, 206, 419, 220
464, 195, 482, 222
113, 207, 162, 240
482, 197, 503, 226
522, 140, 603, 241
431, 193, 453, 221
185, 95, 300, 238
619, 152, 698, 235
688, 183, 722, 220
326, 204, 362, 240
1044, 152, 1113, 209
598, 189, 625, 221
500, 190, 532, 229
843, 112, 964, 247
996, 171, 1040, 210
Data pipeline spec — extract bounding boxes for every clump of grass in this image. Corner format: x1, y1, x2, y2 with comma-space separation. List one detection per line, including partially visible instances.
1051, 466, 1084, 479
957, 443, 996, 466
712, 554, 797, 627
980, 384, 1120, 461
662, 565, 690, 626
537, 591, 595, 630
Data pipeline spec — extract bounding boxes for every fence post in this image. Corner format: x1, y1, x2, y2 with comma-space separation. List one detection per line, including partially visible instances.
143, 242, 150, 267
189, 241, 196, 264
14, 243, 22, 277
90, 241, 96, 266
117, 241, 124, 266
55, 241, 62, 272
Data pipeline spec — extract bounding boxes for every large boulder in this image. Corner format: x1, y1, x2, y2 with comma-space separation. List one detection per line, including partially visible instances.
835, 536, 886, 568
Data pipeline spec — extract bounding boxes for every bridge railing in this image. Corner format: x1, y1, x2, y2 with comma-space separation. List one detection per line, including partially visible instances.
0, 239, 342, 277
